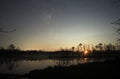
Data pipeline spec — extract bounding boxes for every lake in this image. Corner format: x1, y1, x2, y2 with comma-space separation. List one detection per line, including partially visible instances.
0, 57, 115, 75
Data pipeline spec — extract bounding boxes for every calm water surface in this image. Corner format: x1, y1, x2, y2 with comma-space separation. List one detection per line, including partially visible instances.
0, 57, 113, 75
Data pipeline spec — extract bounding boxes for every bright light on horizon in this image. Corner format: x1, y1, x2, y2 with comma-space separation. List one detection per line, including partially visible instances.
84, 50, 89, 55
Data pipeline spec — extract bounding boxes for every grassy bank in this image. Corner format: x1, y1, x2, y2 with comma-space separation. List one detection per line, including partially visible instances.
26, 59, 120, 79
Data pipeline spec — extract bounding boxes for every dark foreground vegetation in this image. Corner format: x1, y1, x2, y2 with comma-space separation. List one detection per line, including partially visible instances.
0, 59, 120, 79
26, 59, 120, 79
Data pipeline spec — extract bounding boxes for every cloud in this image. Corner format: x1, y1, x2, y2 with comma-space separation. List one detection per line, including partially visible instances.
0, 28, 16, 33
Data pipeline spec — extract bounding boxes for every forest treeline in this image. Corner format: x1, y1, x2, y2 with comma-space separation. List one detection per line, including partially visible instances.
0, 43, 120, 59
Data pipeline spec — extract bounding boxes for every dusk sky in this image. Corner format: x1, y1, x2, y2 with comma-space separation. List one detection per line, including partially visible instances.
0, 0, 120, 50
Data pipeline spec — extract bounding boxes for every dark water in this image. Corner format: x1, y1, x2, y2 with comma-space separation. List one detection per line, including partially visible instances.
0, 57, 114, 75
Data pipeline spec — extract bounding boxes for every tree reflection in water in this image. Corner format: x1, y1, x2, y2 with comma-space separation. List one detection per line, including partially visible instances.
0, 58, 19, 71
7, 60, 18, 71
0, 57, 114, 74
54, 58, 95, 66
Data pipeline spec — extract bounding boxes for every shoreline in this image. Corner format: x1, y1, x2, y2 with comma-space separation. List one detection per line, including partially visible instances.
0, 59, 120, 79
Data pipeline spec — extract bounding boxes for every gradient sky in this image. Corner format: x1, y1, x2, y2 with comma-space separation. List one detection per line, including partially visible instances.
0, 0, 120, 50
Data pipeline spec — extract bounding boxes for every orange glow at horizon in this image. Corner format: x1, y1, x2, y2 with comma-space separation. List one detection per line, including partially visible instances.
84, 50, 88, 55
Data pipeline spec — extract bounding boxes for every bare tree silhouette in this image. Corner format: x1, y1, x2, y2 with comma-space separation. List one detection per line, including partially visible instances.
77, 43, 82, 52
111, 17, 120, 47
8, 44, 16, 50
111, 0, 120, 43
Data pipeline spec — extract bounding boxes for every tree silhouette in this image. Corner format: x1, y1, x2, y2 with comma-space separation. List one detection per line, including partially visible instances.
71, 47, 75, 51
106, 43, 115, 51
112, 19, 120, 34
77, 43, 82, 52
8, 44, 16, 50
112, 18, 120, 46
111, 0, 120, 43
95, 43, 103, 51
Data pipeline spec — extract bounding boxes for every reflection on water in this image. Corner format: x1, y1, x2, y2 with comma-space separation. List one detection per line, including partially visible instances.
0, 59, 55, 74
0, 57, 113, 75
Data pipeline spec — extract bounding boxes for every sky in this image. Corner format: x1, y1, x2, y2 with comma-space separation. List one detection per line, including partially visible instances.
0, 0, 120, 51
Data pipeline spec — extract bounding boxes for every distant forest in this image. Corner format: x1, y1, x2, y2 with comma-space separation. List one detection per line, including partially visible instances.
0, 43, 120, 60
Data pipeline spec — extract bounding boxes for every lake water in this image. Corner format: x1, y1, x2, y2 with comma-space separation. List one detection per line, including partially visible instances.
0, 57, 114, 75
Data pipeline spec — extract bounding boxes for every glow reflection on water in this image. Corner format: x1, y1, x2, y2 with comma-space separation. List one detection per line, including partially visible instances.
0, 57, 111, 74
